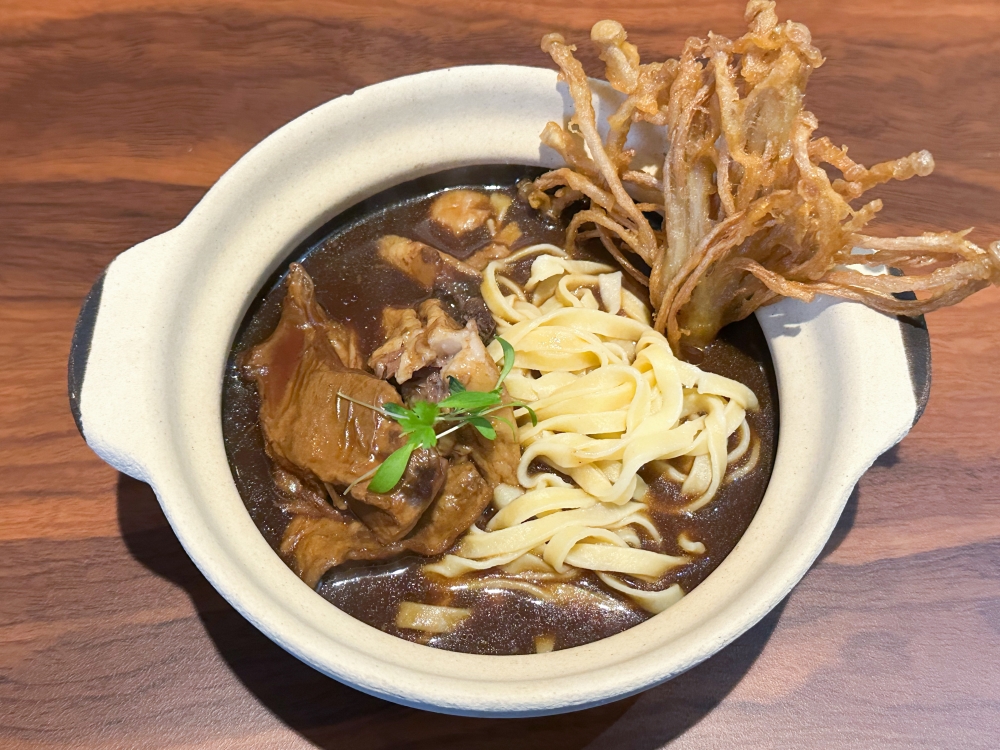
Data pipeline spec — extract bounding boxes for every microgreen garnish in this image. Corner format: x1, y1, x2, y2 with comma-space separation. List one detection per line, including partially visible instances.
339, 336, 537, 494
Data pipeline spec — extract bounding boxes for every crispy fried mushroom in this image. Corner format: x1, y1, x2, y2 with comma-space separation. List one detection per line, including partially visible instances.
532, 0, 1000, 350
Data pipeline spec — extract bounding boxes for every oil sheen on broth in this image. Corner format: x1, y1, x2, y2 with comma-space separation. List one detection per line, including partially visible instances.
223, 174, 777, 656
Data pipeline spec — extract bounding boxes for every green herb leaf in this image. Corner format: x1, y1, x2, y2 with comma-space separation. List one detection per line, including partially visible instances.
496, 337, 516, 386
395, 416, 425, 434
467, 416, 496, 440
382, 402, 409, 419
408, 425, 438, 449
410, 400, 440, 425
344, 335, 535, 488
368, 442, 416, 493
391, 402, 436, 435
437, 390, 502, 411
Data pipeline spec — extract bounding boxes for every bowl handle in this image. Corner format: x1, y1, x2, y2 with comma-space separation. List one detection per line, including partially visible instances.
68, 229, 182, 483
897, 313, 931, 426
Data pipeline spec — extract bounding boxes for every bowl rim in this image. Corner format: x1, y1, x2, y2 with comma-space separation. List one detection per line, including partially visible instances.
71, 63, 926, 716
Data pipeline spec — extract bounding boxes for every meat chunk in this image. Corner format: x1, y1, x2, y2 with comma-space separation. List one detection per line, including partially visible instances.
399, 368, 450, 406
369, 299, 521, 488
281, 514, 400, 588
272, 467, 340, 518
242, 265, 363, 417
378, 235, 440, 289
439, 339, 521, 489
243, 263, 447, 541
266, 364, 402, 488
404, 458, 492, 556
246, 264, 517, 587
377, 235, 479, 291
463, 241, 514, 271
429, 189, 492, 235
281, 458, 493, 588
281, 454, 493, 588
369, 299, 470, 382
280, 459, 490, 585
438, 323, 500, 392
433, 279, 496, 339
376, 234, 499, 338
368, 306, 431, 382
243, 285, 402, 487
346, 448, 448, 544
467, 425, 521, 488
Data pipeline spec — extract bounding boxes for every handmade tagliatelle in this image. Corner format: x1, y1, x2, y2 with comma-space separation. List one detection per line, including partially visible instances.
425, 245, 760, 612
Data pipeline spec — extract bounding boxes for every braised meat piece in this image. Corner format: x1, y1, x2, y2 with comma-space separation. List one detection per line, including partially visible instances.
442, 350, 520, 489
242, 263, 519, 588
369, 299, 520, 489
346, 448, 447, 544
272, 466, 341, 518
428, 189, 492, 235
282, 458, 493, 586
434, 279, 496, 339
377, 235, 479, 291
376, 235, 496, 339
377, 234, 439, 289
399, 368, 450, 406
243, 263, 447, 544
404, 458, 492, 556
242, 265, 403, 486
367, 300, 466, 382
463, 242, 514, 271
281, 514, 401, 588
369, 298, 493, 382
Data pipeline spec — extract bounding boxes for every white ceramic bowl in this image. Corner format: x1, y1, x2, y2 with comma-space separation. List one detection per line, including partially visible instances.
68, 65, 929, 716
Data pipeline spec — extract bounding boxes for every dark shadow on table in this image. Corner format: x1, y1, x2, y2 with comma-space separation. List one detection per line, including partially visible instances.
814, 443, 899, 565
118, 473, 786, 750
817, 483, 860, 563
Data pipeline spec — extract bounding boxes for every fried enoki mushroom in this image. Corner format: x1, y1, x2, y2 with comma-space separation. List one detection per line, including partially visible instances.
526, 0, 1000, 351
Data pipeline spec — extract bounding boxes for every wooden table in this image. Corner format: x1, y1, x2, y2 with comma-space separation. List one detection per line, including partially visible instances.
2, 1, 998, 747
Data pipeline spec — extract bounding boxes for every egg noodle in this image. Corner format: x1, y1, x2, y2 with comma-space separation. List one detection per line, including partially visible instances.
425, 245, 760, 613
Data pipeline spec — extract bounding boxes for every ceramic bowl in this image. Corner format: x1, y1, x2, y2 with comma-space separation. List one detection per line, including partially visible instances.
68, 65, 929, 716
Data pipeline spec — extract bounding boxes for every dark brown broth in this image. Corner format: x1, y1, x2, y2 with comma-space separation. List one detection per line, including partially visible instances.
222, 168, 778, 656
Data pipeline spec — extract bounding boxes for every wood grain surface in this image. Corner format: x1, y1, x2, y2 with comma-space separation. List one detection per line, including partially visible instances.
2, 1, 999, 747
